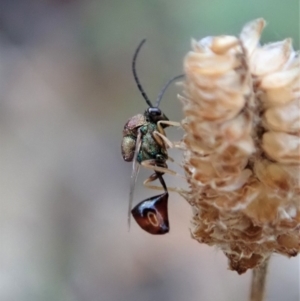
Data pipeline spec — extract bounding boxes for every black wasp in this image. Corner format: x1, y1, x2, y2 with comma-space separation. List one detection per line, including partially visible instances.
121, 39, 183, 235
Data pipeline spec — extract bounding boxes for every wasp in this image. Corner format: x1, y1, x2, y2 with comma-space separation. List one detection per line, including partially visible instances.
121, 39, 183, 234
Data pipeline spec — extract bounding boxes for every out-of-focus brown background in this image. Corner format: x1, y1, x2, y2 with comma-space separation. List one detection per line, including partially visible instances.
0, 1, 299, 300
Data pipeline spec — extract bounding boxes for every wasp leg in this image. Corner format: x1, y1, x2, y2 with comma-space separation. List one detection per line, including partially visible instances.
143, 177, 185, 193
153, 132, 185, 150
152, 120, 182, 149
153, 131, 174, 149
141, 160, 185, 179
166, 155, 184, 170
141, 159, 174, 175
167, 155, 174, 162
143, 171, 167, 191
164, 155, 184, 170
157, 120, 181, 139
151, 128, 166, 148
172, 141, 185, 150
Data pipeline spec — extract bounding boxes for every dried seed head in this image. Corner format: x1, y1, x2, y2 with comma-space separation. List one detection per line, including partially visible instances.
180, 18, 300, 274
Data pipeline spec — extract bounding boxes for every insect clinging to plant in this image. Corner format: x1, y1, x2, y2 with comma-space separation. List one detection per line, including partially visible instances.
121, 39, 184, 234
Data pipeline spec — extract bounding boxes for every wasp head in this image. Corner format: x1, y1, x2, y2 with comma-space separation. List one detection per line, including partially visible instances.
145, 107, 169, 124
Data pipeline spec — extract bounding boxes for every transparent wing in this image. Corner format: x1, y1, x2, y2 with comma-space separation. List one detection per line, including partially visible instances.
128, 129, 142, 230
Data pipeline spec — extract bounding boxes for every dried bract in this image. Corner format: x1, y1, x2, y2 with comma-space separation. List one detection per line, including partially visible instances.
180, 19, 300, 274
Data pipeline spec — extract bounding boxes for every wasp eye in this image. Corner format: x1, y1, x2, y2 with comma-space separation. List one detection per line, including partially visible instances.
148, 107, 162, 116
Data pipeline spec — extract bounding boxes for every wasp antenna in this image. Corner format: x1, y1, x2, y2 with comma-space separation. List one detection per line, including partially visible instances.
155, 74, 185, 107
132, 39, 153, 108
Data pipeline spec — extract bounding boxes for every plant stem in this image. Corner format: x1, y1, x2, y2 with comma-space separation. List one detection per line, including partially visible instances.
249, 257, 270, 301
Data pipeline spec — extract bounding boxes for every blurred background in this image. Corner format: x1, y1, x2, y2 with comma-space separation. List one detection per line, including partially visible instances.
0, 0, 299, 300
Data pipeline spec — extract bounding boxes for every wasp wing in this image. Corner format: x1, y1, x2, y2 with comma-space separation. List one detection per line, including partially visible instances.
128, 129, 142, 230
